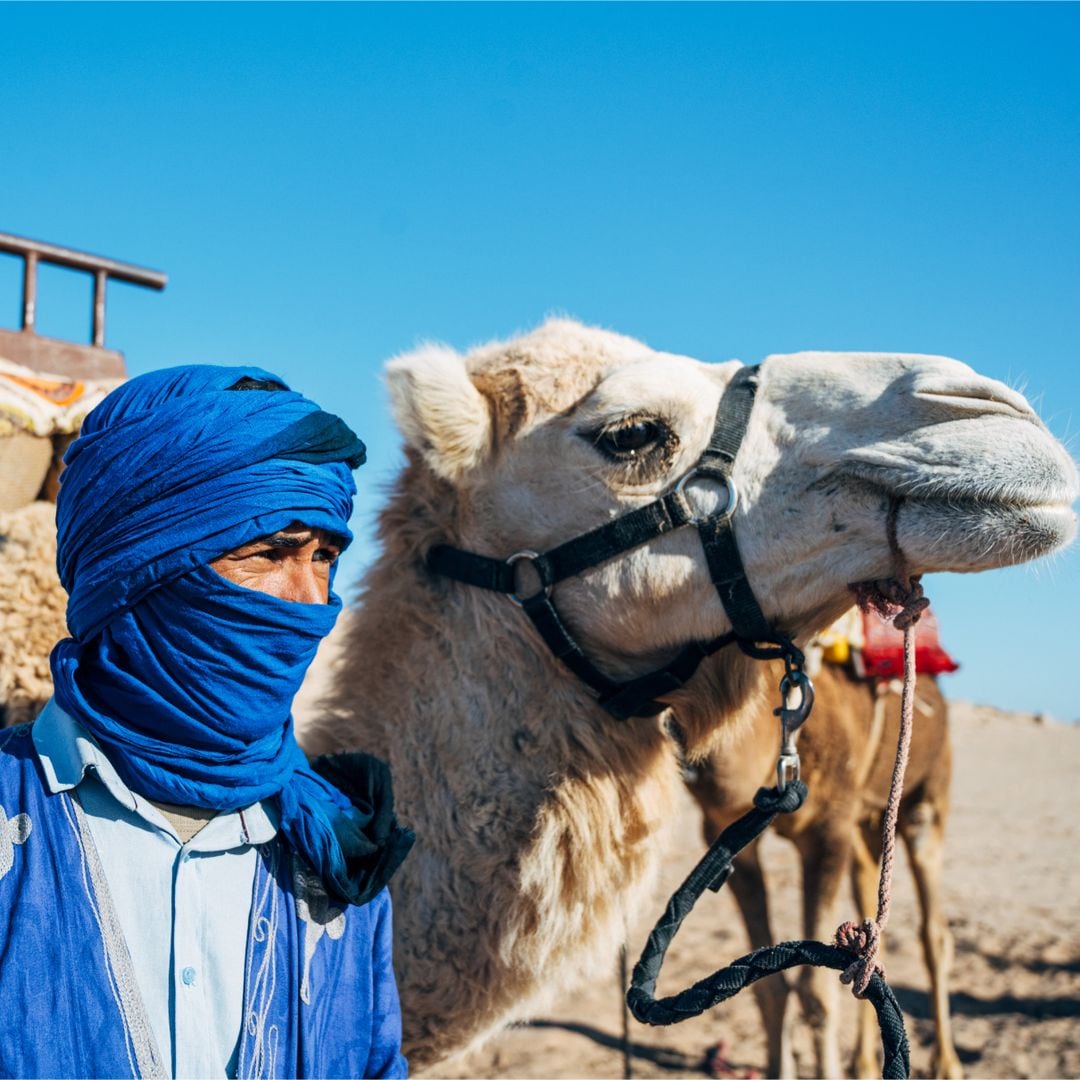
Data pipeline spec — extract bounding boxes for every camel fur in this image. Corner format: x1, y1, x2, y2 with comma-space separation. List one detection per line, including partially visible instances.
0, 501, 65, 728
686, 653, 962, 1079
302, 318, 1077, 1067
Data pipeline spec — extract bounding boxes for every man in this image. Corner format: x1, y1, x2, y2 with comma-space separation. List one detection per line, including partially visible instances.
0, 365, 413, 1078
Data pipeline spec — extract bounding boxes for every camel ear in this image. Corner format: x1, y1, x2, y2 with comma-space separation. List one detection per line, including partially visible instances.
385, 344, 492, 482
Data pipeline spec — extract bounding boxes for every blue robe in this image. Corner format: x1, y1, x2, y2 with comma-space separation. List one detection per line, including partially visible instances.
0, 723, 408, 1079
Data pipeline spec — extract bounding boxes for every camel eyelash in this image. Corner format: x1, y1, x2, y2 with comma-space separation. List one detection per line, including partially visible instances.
581, 416, 679, 473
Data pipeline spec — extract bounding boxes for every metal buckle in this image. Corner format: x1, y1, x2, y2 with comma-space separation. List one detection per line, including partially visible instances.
673, 468, 739, 526
774, 669, 814, 792
505, 550, 551, 608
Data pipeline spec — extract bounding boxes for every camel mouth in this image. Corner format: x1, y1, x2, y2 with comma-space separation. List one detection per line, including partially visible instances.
897, 497, 1077, 572
826, 461, 1077, 572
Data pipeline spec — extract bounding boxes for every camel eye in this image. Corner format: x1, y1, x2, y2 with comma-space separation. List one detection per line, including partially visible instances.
595, 419, 662, 458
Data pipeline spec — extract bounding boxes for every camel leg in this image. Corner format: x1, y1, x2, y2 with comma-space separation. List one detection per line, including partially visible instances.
794, 824, 854, 1080
849, 818, 884, 1080
900, 800, 964, 1079
726, 837, 795, 1079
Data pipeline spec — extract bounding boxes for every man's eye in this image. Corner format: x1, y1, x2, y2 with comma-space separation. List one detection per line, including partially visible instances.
595, 420, 662, 458
313, 548, 339, 564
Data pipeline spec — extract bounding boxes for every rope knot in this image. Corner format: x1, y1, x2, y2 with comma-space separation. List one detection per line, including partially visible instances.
850, 495, 928, 631
835, 918, 884, 998
850, 573, 928, 631
753, 780, 807, 816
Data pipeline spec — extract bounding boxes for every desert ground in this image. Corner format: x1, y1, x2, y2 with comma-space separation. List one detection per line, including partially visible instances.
296, 667, 1080, 1080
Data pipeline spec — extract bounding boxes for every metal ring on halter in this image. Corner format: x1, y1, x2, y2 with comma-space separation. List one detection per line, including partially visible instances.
673, 468, 739, 527
506, 550, 551, 608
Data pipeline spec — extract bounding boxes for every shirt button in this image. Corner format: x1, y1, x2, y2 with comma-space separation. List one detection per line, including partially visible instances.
181, 966, 197, 986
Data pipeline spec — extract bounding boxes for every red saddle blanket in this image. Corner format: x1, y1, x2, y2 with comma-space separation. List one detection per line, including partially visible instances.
859, 607, 959, 679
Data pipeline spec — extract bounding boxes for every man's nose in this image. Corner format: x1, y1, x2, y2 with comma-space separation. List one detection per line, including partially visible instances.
283, 565, 329, 605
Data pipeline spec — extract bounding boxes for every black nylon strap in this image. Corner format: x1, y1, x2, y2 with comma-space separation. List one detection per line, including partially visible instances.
518, 594, 740, 721
521, 594, 620, 697
539, 492, 693, 585
426, 369, 760, 599
690, 363, 777, 645
427, 545, 515, 594
698, 516, 774, 644
596, 637, 735, 721
700, 363, 760, 473
626, 781, 910, 1079
426, 493, 693, 598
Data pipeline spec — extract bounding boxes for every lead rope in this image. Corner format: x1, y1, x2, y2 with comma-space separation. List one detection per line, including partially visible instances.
839, 498, 929, 996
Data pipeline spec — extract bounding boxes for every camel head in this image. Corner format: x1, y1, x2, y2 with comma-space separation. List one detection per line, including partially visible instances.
386, 319, 1077, 739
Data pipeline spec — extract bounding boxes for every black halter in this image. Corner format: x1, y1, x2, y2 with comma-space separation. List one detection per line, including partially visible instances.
427, 364, 804, 720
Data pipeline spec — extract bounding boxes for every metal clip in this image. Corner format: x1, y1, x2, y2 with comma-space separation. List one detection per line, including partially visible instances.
776, 752, 801, 792
774, 669, 814, 792
776, 669, 815, 736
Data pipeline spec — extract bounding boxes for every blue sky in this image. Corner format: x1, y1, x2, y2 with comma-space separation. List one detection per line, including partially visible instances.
2, 2, 1078, 718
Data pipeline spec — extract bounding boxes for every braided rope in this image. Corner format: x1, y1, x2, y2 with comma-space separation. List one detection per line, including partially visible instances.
627, 781, 911, 1077
629, 940, 909, 1079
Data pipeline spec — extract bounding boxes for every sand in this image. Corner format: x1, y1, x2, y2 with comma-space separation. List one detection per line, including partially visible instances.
423, 703, 1080, 1080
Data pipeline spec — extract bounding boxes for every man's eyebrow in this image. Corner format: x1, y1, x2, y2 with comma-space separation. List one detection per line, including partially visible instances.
263, 532, 348, 550
266, 534, 308, 549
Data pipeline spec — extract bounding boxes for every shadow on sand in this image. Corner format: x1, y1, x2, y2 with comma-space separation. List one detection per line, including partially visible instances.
894, 984, 1080, 1021
525, 1019, 713, 1074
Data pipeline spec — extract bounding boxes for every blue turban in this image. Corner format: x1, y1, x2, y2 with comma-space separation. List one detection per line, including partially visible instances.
49, 364, 412, 906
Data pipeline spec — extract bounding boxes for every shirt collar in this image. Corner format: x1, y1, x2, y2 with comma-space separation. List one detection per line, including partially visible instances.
32, 698, 278, 849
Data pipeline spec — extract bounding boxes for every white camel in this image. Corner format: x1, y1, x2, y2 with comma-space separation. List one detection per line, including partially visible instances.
299, 319, 1077, 1068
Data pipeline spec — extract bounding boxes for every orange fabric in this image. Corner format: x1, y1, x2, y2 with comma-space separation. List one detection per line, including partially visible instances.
0, 370, 85, 407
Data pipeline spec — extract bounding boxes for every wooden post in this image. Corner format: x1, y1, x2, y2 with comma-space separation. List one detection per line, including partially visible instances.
21, 251, 38, 333
93, 268, 107, 347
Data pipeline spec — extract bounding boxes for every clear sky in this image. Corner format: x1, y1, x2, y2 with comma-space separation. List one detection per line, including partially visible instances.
2, 2, 1078, 719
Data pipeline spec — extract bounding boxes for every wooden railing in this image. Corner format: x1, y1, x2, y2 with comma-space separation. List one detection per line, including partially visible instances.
0, 231, 167, 378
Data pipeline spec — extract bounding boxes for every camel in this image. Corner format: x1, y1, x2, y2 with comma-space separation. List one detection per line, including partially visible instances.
297, 319, 1078, 1068
684, 640, 961, 1079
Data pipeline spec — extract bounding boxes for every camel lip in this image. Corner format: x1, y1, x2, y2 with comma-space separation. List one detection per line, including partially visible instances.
906, 495, 1076, 512
901, 494, 1078, 516
843, 471, 1078, 514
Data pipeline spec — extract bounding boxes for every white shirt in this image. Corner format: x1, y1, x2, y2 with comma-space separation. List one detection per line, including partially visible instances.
32, 699, 279, 1078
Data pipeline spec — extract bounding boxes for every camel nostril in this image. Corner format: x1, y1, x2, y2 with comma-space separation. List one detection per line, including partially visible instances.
914, 380, 1038, 422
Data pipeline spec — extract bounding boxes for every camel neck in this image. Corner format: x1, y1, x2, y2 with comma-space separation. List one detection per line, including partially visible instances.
303, 546, 766, 1065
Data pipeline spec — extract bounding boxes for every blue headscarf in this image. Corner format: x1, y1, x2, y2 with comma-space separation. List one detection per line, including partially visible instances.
50, 364, 411, 906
